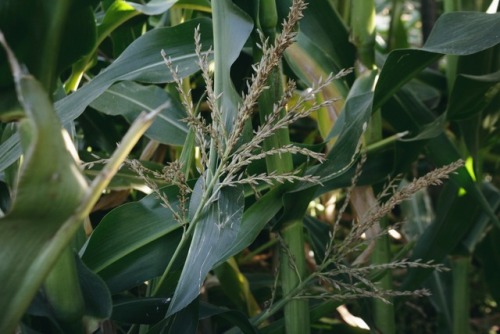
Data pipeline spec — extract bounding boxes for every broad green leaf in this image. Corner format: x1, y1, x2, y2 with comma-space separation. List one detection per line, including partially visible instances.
423, 12, 500, 55
212, 0, 253, 132
374, 12, 500, 109
308, 70, 377, 184
447, 70, 500, 121
90, 81, 189, 145
126, 0, 178, 15
285, 38, 348, 129
82, 185, 182, 274
55, 18, 214, 125
96, 0, 139, 45
82, 184, 186, 294
0, 18, 214, 172
167, 181, 244, 316
216, 185, 285, 263
0, 54, 88, 332
75, 255, 112, 319
296, 1, 355, 72
283, 0, 353, 139
98, 231, 183, 294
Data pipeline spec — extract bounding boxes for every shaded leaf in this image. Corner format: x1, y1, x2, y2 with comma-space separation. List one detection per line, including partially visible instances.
312, 70, 378, 183
447, 70, 500, 121
477, 227, 500, 303
402, 182, 500, 289
374, 12, 500, 109
199, 303, 258, 334
82, 185, 182, 274
113, 297, 171, 324
90, 81, 188, 145
75, 255, 112, 319
0, 0, 96, 90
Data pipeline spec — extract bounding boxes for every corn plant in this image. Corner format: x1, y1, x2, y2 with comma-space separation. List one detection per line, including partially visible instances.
0, 0, 499, 333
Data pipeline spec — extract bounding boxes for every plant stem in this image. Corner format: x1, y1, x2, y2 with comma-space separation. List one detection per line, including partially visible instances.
452, 256, 471, 334
372, 218, 396, 334
44, 247, 85, 327
255, 1, 310, 333
351, 0, 376, 69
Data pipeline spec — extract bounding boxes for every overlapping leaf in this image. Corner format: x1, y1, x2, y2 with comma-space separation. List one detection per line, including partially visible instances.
56, 18, 214, 125
167, 181, 244, 316
0, 54, 88, 332
90, 81, 188, 145
374, 12, 500, 109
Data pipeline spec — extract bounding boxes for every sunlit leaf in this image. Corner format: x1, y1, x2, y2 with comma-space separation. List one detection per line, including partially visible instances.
212, 0, 253, 132
167, 180, 244, 316
126, 0, 178, 15
56, 18, 214, 125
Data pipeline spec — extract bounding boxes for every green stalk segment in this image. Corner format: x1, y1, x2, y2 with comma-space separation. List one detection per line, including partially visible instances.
372, 217, 396, 334
44, 247, 85, 330
256, 1, 310, 333
351, 0, 376, 68
452, 256, 471, 334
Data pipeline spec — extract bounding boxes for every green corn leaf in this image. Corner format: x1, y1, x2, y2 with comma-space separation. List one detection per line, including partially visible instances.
447, 70, 500, 121
167, 181, 245, 316
55, 18, 214, 125
82, 185, 183, 290
374, 12, 500, 109
90, 81, 189, 145
0, 18, 215, 173
310, 70, 378, 184
212, 0, 253, 132
0, 41, 88, 333
126, 0, 179, 15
